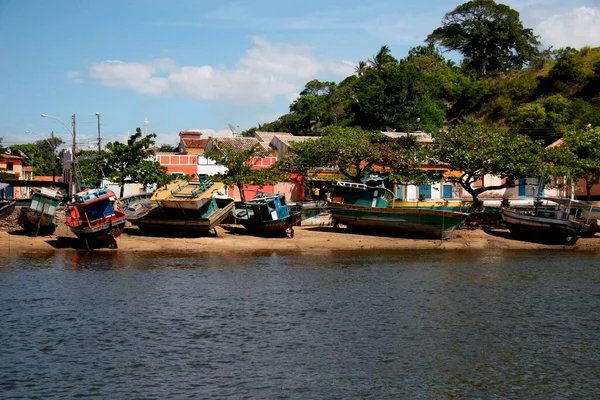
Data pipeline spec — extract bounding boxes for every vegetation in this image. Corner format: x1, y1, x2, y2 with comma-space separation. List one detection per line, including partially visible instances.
432, 123, 545, 205
76, 128, 173, 197
206, 141, 288, 202
426, 0, 540, 76
545, 127, 600, 200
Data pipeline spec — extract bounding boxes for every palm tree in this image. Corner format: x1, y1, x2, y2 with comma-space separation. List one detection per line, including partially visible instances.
354, 60, 368, 77
368, 45, 397, 70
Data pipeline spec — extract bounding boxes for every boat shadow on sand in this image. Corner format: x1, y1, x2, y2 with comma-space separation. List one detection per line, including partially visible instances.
482, 227, 595, 245
123, 226, 219, 238
304, 225, 453, 240
43, 236, 115, 250
220, 224, 294, 238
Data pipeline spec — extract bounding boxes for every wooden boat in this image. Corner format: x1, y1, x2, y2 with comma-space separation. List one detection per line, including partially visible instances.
328, 181, 471, 239
127, 179, 234, 235
0, 183, 16, 220
501, 197, 592, 245
233, 192, 301, 237
66, 188, 127, 248
392, 199, 472, 212
18, 187, 65, 236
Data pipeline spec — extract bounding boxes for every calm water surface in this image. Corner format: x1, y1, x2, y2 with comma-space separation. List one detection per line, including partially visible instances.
1, 249, 599, 399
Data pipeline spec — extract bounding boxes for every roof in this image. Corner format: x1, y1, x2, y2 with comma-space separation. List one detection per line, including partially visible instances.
272, 135, 316, 147
181, 138, 208, 149
179, 130, 203, 137
210, 137, 262, 153
546, 138, 564, 148
380, 131, 434, 143
0, 153, 23, 160
254, 131, 293, 144
33, 176, 57, 182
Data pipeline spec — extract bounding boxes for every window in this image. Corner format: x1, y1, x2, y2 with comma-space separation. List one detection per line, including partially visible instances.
171, 172, 184, 176
6, 162, 13, 171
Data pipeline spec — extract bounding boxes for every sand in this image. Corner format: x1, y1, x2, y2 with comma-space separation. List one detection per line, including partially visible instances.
1, 221, 600, 254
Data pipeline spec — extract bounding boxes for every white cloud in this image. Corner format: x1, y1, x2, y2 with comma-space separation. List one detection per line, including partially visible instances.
535, 7, 600, 49
87, 37, 355, 105
67, 71, 84, 84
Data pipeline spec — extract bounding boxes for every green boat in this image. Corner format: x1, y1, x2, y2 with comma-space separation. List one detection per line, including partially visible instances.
328, 181, 471, 239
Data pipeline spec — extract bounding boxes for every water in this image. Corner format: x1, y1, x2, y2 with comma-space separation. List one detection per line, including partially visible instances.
1, 250, 599, 399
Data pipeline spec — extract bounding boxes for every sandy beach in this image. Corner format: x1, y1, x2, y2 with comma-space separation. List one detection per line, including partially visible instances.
2, 215, 600, 254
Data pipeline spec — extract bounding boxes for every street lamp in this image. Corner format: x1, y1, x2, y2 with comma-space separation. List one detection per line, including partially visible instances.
41, 113, 77, 196
25, 130, 57, 182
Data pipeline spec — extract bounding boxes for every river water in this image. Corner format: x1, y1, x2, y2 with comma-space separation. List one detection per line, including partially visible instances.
1, 249, 599, 399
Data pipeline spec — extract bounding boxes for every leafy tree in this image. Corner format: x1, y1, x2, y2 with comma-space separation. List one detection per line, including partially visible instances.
206, 141, 288, 202
432, 122, 545, 206
277, 126, 434, 185
0, 137, 6, 154
546, 127, 600, 200
76, 150, 107, 188
104, 128, 172, 197
426, 0, 540, 76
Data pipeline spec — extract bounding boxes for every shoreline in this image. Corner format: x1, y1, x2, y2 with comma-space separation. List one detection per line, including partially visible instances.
2, 222, 600, 254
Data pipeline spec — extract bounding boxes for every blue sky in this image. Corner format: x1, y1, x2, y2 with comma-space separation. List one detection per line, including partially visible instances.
1, 0, 599, 149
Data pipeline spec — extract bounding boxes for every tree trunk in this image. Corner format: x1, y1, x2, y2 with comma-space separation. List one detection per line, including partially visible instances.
119, 185, 124, 198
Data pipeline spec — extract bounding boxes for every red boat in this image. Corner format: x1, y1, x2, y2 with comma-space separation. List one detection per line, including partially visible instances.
66, 188, 127, 248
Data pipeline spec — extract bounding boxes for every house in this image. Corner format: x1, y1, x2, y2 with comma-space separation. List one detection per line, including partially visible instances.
0, 153, 26, 198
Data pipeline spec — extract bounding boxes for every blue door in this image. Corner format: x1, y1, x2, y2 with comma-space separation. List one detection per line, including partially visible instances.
518, 179, 527, 197
442, 184, 453, 199
418, 185, 431, 199
5, 186, 14, 198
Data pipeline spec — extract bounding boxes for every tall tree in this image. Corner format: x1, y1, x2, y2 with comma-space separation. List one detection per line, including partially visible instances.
104, 128, 172, 197
206, 141, 288, 202
546, 127, 600, 200
426, 0, 539, 76
432, 122, 544, 206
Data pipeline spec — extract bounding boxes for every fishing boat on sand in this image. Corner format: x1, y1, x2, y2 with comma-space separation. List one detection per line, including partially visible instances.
501, 197, 593, 245
18, 187, 65, 236
127, 179, 234, 235
66, 188, 127, 248
233, 192, 301, 237
328, 181, 471, 239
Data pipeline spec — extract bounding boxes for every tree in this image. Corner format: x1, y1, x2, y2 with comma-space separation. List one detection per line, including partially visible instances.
355, 60, 368, 77
546, 127, 600, 200
205, 141, 288, 202
433, 123, 545, 206
426, 0, 540, 76
277, 126, 434, 186
104, 128, 173, 197
368, 45, 397, 71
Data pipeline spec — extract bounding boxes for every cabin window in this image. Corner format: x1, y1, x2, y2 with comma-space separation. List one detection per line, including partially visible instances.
6, 162, 13, 171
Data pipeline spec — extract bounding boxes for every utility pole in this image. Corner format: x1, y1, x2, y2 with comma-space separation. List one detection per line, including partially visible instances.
96, 112, 101, 152
71, 114, 77, 197
50, 130, 56, 182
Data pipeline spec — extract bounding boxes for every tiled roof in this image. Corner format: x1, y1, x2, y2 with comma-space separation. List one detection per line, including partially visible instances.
546, 138, 564, 148
182, 138, 208, 149
211, 137, 262, 153
380, 131, 434, 143
0, 153, 23, 160
274, 136, 316, 146
254, 131, 293, 144
179, 130, 202, 137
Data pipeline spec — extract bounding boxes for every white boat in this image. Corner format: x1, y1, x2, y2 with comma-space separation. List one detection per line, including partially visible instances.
501, 197, 593, 245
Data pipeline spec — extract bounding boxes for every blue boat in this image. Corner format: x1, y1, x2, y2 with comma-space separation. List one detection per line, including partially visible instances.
233, 192, 301, 237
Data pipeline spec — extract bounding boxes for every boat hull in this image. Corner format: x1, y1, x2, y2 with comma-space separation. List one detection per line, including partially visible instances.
0, 201, 16, 220
68, 216, 127, 242
501, 208, 587, 240
18, 207, 57, 235
237, 211, 302, 236
329, 203, 470, 239
128, 200, 234, 234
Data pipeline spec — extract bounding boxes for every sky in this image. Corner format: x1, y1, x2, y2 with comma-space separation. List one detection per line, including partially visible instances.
0, 0, 599, 150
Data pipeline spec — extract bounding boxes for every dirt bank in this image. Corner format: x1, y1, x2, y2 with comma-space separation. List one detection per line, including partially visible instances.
1, 208, 599, 254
